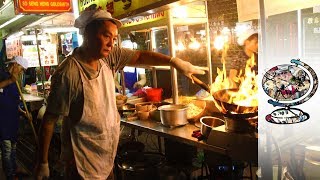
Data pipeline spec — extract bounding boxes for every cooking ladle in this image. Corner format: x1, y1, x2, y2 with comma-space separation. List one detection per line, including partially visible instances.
191, 75, 210, 93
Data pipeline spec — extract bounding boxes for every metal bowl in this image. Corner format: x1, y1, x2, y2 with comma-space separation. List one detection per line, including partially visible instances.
187, 100, 206, 123
158, 104, 188, 127
200, 116, 225, 138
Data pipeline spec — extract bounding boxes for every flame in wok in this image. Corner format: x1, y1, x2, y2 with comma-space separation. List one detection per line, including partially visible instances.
209, 42, 258, 114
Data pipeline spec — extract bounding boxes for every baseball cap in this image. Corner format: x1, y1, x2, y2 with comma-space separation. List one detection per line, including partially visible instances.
237, 29, 258, 46
74, 9, 122, 35
5, 56, 28, 69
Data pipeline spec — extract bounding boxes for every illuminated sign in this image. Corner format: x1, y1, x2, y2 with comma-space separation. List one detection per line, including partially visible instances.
122, 11, 167, 27
78, 0, 161, 17
5, 38, 22, 59
14, 0, 72, 14
22, 44, 58, 67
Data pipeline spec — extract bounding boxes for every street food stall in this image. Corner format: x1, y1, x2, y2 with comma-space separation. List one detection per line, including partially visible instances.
115, 5, 209, 103
79, 0, 259, 179
0, 0, 76, 177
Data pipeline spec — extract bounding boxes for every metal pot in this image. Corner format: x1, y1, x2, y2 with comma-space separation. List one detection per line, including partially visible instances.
149, 102, 171, 122
200, 116, 225, 138
158, 104, 188, 127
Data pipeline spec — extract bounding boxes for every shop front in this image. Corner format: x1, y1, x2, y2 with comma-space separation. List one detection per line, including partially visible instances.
0, 0, 77, 177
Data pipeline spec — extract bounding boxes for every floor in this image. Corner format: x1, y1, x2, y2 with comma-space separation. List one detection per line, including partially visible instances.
0, 152, 33, 180
1, 126, 257, 179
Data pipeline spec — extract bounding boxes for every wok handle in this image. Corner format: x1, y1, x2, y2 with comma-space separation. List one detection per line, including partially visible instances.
191, 75, 210, 93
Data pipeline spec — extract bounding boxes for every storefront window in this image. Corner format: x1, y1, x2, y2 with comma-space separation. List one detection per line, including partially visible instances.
153, 28, 169, 55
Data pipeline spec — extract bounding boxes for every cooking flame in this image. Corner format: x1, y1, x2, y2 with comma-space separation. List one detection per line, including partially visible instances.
210, 43, 258, 114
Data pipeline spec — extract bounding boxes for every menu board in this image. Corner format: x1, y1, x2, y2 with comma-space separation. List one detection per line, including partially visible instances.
5, 38, 22, 59
22, 44, 58, 67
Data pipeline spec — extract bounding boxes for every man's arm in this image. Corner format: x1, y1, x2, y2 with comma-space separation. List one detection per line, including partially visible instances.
128, 51, 205, 79
128, 50, 171, 66
114, 72, 122, 92
38, 112, 60, 163
133, 73, 146, 89
0, 63, 21, 89
34, 111, 59, 179
0, 76, 15, 89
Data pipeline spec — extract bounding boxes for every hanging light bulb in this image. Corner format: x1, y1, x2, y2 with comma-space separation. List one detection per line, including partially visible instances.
176, 41, 186, 51
188, 40, 200, 50
214, 35, 227, 50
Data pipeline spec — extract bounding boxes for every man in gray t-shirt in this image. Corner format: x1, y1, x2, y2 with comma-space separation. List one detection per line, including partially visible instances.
35, 9, 205, 180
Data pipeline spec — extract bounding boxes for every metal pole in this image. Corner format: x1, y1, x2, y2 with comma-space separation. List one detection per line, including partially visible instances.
152, 67, 158, 88
150, 29, 158, 88
205, 1, 213, 85
34, 28, 46, 99
120, 70, 126, 95
16, 81, 39, 147
167, 9, 179, 104
259, 0, 273, 179
297, 9, 303, 58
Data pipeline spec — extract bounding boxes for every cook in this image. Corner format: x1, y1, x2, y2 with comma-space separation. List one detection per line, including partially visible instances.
114, 67, 146, 94
34, 9, 205, 180
236, 29, 258, 74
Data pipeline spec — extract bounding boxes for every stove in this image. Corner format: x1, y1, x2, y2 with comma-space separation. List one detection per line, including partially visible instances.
206, 120, 258, 163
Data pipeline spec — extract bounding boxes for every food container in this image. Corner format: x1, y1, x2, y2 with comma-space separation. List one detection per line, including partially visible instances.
187, 100, 206, 123
200, 116, 225, 138
135, 102, 154, 112
158, 104, 188, 127
149, 102, 171, 122
116, 94, 128, 106
145, 88, 163, 102
137, 111, 150, 120
163, 97, 206, 123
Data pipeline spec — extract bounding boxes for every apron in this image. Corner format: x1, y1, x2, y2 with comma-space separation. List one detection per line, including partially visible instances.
71, 59, 120, 179
124, 68, 138, 93
0, 71, 20, 141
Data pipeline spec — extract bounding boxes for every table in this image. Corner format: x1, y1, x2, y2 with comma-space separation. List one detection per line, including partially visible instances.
122, 119, 227, 155
121, 118, 258, 163
22, 93, 44, 102
22, 93, 44, 111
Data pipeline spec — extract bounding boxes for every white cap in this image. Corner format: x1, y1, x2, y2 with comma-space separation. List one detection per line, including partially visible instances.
237, 29, 257, 46
5, 56, 28, 69
74, 9, 122, 35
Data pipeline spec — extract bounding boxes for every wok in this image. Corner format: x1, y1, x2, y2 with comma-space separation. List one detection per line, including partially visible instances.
191, 75, 258, 115
213, 89, 258, 115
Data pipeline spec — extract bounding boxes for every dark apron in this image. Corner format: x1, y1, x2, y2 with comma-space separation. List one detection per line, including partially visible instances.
0, 71, 20, 141
124, 68, 138, 93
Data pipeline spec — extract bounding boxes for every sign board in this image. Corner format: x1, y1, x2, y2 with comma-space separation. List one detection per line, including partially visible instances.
78, 0, 161, 17
314, 5, 320, 13
14, 0, 72, 14
5, 38, 22, 59
22, 44, 58, 67
122, 11, 167, 28
237, 0, 320, 21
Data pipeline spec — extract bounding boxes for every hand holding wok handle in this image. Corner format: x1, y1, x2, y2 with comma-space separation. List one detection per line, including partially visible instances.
191, 75, 211, 93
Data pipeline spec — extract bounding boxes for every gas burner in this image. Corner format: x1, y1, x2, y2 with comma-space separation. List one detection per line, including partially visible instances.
223, 112, 257, 133
212, 89, 258, 133
262, 59, 318, 124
